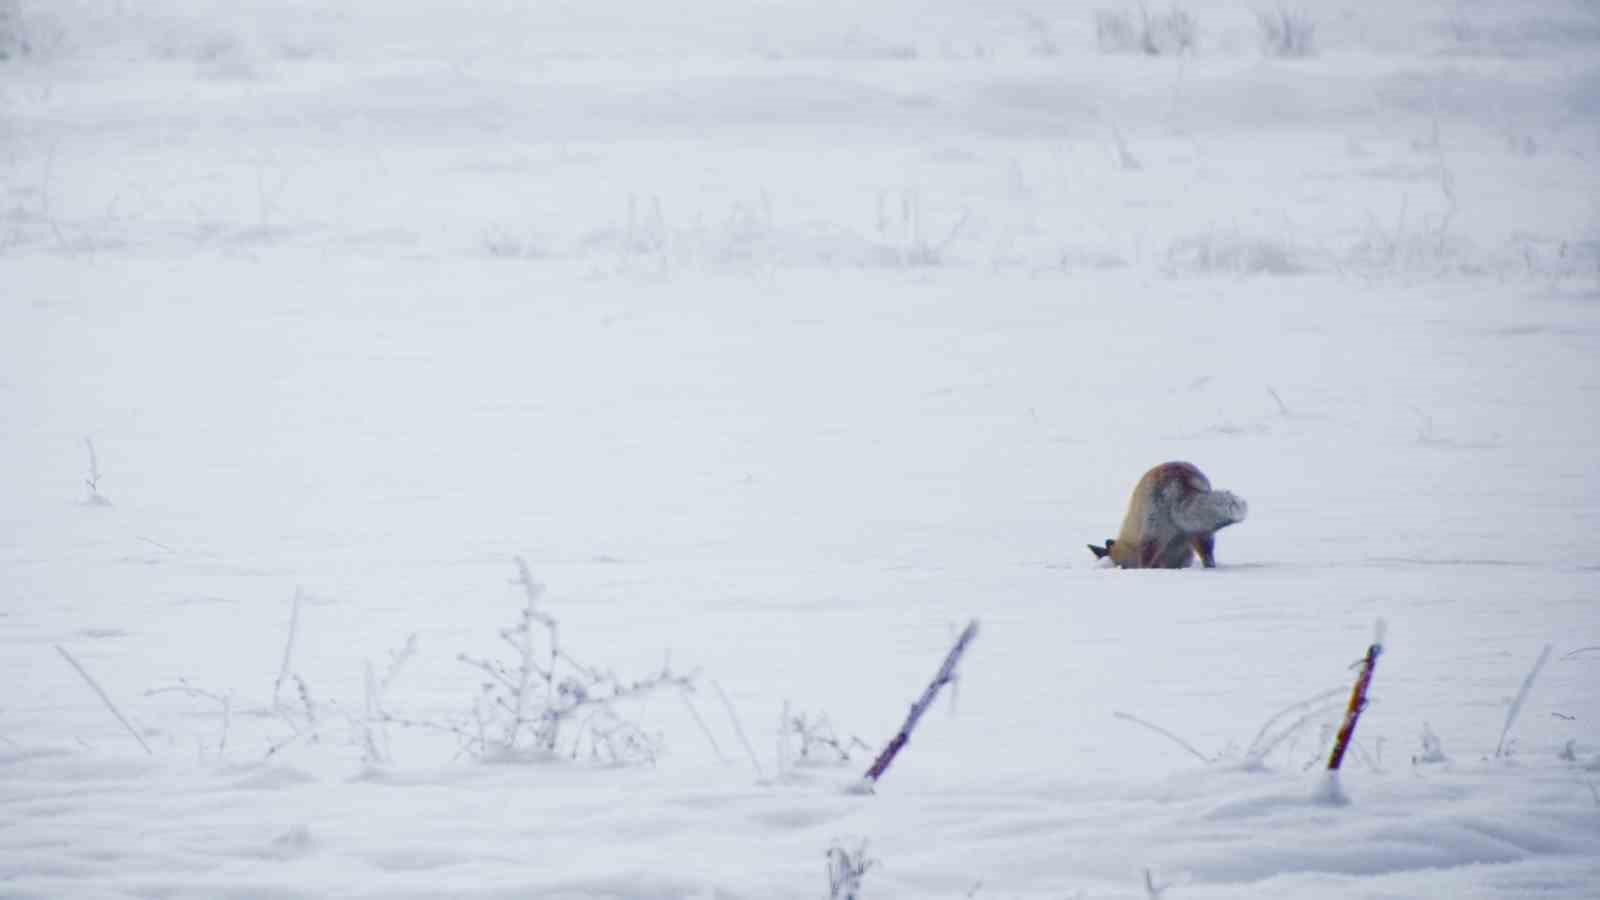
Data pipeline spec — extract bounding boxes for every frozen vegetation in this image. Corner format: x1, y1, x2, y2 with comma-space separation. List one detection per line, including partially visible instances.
2, 1, 1598, 897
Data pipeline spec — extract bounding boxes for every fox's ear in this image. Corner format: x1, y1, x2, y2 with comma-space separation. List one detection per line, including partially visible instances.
1088, 543, 1110, 560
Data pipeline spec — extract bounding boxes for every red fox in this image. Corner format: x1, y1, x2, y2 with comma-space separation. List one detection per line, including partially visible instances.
1088, 461, 1247, 569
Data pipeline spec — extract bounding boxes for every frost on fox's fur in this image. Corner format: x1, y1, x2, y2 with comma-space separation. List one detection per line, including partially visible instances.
1088, 462, 1247, 569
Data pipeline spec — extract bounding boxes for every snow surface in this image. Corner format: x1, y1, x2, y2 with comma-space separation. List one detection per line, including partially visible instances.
3, 1, 1599, 897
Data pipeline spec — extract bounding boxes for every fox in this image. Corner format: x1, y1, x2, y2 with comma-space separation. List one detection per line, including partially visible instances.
1088, 461, 1247, 569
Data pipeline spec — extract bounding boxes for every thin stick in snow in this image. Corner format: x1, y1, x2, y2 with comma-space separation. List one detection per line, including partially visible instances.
362, 660, 388, 767
712, 680, 764, 778
1496, 643, 1553, 758
678, 688, 728, 763
860, 619, 979, 787
56, 645, 152, 755
1113, 711, 1210, 763
144, 679, 231, 758
273, 588, 303, 710
1327, 621, 1385, 771
1267, 386, 1292, 417
83, 436, 110, 506
218, 693, 231, 758
504, 556, 553, 749
1247, 689, 1346, 767
777, 699, 792, 780
1247, 686, 1348, 759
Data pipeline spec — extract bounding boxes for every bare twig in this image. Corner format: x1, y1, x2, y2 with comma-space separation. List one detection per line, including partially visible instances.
1114, 711, 1210, 763
1250, 689, 1347, 766
1247, 686, 1347, 762
361, 660, 388, 767
713, 680, 764, 778
266, 675, 322, 759
381, 705, 486, 760
777, 699, 792, 779
82, 436, 110, 505
41, 143, 76, 257
679, 688, 728, 763
1328, 620, 1385, 771
56, 645, 151, 755
1267, 386, 1292, 417
273, 589, 303, 709
861, 620, 979, 786
144, 679, 226, 705
145, 678, 231, 758
1112, 125, 1142, 171
826, 840, 876, 900
218, 693, 231, 757
786, 709, 869, 763
381, 634, 419, 693
1497, 644, 1553, 758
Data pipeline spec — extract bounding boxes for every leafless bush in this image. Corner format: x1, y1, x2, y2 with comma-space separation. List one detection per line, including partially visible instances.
0, 0, 38, 61
1022, 14, 1061, 57
826, 840, 877, 900
784, 709, 869, 765
874, 188, 970, 268
481, 225, 546, 260
1164, 231, 1307, 277
1096, 5, 1196, 56
356, 633, 417, 769
1412, 722, 1448, 765
266, 674, 324, 758
1256, 7, 1316, 58
443, 557, 695, 764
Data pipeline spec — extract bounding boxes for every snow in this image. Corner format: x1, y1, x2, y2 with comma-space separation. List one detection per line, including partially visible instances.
3, 0, 1599, 897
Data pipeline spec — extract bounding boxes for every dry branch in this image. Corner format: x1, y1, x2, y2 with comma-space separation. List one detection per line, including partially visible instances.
273, 588, 303, 710
860, 620, 979, 786
713, 680, 764, 778
1496, 644, 1553, 757
56, 645, 151, 755
82, 436, 110, 505
1246, 687, 1346, 767
1113, 711, 1210, 763
449, 559, 695, 762
1327, 624, 1384, 771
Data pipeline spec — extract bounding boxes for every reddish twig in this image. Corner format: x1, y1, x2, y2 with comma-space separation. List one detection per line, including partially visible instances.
1327, 633, 1383, 771
861, 620, 979, 786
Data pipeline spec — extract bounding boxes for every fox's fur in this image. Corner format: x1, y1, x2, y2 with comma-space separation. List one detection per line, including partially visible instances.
1088, 461, 1247, 569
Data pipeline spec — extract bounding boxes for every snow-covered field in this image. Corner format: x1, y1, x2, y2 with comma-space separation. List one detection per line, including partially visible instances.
3, 1, 1599, 897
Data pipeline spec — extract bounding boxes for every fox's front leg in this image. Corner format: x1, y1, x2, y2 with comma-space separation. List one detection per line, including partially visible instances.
1191, 533, 1216, 568
1137, 539, 1161, 568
